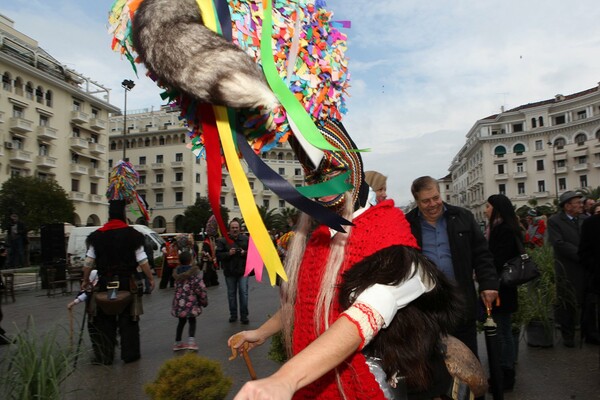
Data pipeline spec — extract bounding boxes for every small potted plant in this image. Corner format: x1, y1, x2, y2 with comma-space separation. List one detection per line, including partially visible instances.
516, 245, 557, 347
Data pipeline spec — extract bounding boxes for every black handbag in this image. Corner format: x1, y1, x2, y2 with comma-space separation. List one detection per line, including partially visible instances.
500, 235, 540, 287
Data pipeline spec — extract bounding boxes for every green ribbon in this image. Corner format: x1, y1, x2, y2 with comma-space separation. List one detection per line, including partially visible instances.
295, 171, 353, 198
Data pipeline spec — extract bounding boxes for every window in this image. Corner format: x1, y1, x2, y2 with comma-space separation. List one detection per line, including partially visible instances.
139, 156, 146, 165
221, 178, 226, 187
555, 115, 566, 125
557, 159, 566, 168
249, 181, 254, 189
35, 86, 43, 103
516, 162, 524, 173
512, 123, 523, 132
295, 168, 302, 176
11, 137, 23, 149
25, 83, 33, 99
575, 133, 586, 146
12, 105, 24, 118
90, 134, 98, 143
497, 164, 505, 174
538, 117, 544, 127
156, 155, 163, 163
38, 172, 48, 181
580, 175, 588, 187
38, 144, 48, 156
279, 199, 285, 208
531, 118, 537, 128
110, 141, 117, 150
517, 182, 525, 195
195, 173, 201, 184
71, 179, 80, 192
108, 159, 113, 168
220, 196, 225, 205
156, 193, 164, 204
39, 115, 49, 126
535, 140, 543, 151
175, 172, 183, 181
145, 138, 151, 147
577, 110, 587, 120
175, 153, 183, 162
263, 199, 270, 208
139, 175, 146, 184
513, 143, 525, 154
536, 160, 544, 171
2, 73, 11, 91
73, 100, 81, 112
196, 192, 201, 199
91, 108, 99, 118
554, 138, 566, 149
537, 180, 545, 192
159, 136, 165, 145
278, 168, 285, 175
90, 182, 98, 195
558, 178, 567, 191
71, 153, 79, 163
234, 198, 239, 206
578, 156, 587, 164
72, 127, 80, 137
277, 153, 284, 160
494, 146, 506, 157
175, 192, 183, 203
10, 168, 22, 178
498, 184, 506, 195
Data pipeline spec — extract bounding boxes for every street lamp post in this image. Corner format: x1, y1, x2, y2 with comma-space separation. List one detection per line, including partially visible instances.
547, 140, 559, 203
121, 79, 135, 160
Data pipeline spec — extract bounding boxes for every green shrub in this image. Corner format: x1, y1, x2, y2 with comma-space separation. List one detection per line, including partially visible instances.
0, 320, 76, 400
267, 331, 288, 364
145, 353, 232, 400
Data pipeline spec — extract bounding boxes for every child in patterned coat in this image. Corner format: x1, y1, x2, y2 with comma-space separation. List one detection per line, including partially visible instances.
171, 251, 208, 351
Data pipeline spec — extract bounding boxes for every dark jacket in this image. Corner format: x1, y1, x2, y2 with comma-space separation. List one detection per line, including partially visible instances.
216, 234, 249, 277
488, 222, 520, 314
578, 214, 600, 295
406, 203, 498, 321
548, 211, 586, 303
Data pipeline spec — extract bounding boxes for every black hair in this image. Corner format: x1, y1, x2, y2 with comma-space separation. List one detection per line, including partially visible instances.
108, 200, 127, 222
179, 251, 192, 265
487, 194, 521, 236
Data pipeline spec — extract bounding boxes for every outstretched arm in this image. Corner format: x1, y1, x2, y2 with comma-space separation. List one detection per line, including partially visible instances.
233, 316, 361, 400
229, 309, 284, 352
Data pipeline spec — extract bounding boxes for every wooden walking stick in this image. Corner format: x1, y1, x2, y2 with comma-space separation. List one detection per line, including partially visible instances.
229, 333, 258, 380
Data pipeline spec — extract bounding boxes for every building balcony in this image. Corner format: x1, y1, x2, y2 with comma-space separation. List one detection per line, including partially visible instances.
69, 191, 86, 202
220, 186, 231, 193
151, 163, 165, 170
36, 155, 57, 168
89, 142, 106, 154
70, 164, 88, 175
594, 162, 600, 168
171, 181, 185, 188
9, 117, 34, 134
494, 173, 508, 181
151, 182, 165, 189
134, 164, 148, 171
293, 174, 304, 182
513, 171, 528, 179
9, 149, 33, 163
171, 161, 184, 169
555, 166, 568, 174
573, 163, 589, 172
533, 191, 550, 198
553, 147, 567, 155
36, 125, 58, 141
69, 137, 89, 150
70, 110, 89, 124
89, 168, 106, 179
514, 193, 531, 201
89, 118, 107, 130
262, 189, 273, 197
136, 183, 149, 190
573, 145, 588, 154
89, 194, 105, 203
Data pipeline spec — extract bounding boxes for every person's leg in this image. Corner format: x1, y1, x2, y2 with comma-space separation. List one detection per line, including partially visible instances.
188, 317, 197, 339
159, 260, 171, 289
88, 311, 117, 365
494, 312, 516, 390
239, 276, 249, 323
225, 275, 238, 321
175, 317, 187, 342
118, 307, 140, 363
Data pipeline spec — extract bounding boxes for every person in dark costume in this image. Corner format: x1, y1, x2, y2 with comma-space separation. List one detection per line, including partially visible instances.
201, 215, 220, 287
82, 161, 154, 365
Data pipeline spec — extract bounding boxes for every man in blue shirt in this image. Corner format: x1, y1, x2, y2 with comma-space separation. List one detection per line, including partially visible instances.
406, 176, 499, 359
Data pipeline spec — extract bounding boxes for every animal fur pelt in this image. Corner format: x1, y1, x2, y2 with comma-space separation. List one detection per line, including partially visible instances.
339, 245, 465, 393
132, 0, 279, 110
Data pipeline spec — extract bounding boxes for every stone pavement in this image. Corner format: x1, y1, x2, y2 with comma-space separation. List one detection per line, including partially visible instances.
1, 273, 599, 399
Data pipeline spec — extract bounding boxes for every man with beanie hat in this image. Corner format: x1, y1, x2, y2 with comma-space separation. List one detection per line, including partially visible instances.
82, 162, 154, 364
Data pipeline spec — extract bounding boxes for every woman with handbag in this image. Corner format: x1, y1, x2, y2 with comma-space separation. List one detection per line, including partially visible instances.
484, 194, 521, 391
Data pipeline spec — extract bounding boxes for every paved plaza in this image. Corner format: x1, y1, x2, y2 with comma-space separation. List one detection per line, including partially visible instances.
1, 272, 598, 399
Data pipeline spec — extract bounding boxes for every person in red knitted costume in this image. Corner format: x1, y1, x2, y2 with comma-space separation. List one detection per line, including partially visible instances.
229, 121, 481, 399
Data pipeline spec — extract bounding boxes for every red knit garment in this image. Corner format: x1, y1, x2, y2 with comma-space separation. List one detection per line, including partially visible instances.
292, 200, 417, 399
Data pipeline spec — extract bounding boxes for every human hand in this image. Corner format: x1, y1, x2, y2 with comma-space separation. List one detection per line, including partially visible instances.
228, 330, 266, 355
480, 290, 499, 313
233, 376, 294, 400
67, 301, 76, 310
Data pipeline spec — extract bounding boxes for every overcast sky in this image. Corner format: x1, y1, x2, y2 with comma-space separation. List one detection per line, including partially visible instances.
2, 0, 599, 205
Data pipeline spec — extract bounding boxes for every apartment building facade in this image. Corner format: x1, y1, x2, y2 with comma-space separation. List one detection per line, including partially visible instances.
449, 83, 600, 223
108, 107, 304, 232
0, 15, 119, 226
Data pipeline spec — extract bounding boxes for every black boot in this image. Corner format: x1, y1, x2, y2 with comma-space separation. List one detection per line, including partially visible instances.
502, 367, 515, 392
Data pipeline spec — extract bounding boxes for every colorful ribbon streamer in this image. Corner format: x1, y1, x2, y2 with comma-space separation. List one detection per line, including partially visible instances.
245, 236, 263, 282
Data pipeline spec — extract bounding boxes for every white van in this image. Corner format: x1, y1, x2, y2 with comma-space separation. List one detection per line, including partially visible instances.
67, 225, 165, 265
